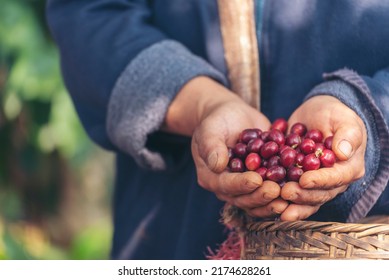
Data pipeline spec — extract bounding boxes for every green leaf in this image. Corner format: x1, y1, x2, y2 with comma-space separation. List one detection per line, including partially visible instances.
2, 230, 34, 260
70, 223, 112, 260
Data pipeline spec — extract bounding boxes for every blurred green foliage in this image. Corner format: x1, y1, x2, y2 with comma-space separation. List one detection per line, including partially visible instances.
0, 0, 114, 259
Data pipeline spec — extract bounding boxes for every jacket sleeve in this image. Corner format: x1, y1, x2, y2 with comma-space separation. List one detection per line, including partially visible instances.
305, 68, 389, 222
46, 0, 227, 170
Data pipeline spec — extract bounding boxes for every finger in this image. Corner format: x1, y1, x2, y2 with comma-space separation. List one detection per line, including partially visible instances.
214, 193, 233, 204
332, 119, 364, 161
299, 161, 364, 189
280, 204, 321, 221
201, 170, 263, 196
281, 181, 348, 205
233, 180, 281, 209
192, 126, 229, 173
192, 135, 263, 196
245, 198, 289, 218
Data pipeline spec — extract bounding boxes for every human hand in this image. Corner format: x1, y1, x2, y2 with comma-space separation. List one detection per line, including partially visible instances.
182, 78, 288, 218
280, 95, 367, 221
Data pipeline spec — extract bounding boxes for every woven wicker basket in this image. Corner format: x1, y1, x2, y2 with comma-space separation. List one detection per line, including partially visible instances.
242, 217, 389, 260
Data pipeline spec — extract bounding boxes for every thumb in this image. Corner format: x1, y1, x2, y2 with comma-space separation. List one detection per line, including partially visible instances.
205, 139, 229, 173
192, 129, 229, 173
332, 121, 363, 161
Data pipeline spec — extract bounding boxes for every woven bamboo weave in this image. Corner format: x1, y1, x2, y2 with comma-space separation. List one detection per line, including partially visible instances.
243, 220, 389, 260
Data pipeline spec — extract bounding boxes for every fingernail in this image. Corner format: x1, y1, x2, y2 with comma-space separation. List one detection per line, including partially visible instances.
338, 140, 353, 158
263, 193, 273, 200
288, 194, 298, 201
271, 206, 283, 215
303, 182, 314, 188
207, 151, 218, 170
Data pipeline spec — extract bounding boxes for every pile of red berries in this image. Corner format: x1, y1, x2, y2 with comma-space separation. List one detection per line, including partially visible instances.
227, 118, 336, 184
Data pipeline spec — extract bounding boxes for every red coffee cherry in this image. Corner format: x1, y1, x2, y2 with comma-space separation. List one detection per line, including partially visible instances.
300, 138, 316, 155
271, 118, 288, 134
290, 122, 307, 137
305, 129, 324, 143
302, 153, 321, 171
320, 149, 336, 168
324, 136, 333, 150
268, 129, 286, 146
247, 138, 265, 153
287, 166, 304, 182
245, 153, 262, 171
280, 148, 297, 168
233, 143, 248, 158
266, 166, 286, 183
239, 129, 260, 144
285, 133, 301, 148
227, 121, 337, 185
260, 141, 279, 159
229, 158, 244, 172
255, 167, 267, 179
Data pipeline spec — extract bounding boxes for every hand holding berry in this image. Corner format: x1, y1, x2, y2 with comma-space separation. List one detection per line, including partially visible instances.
280, 95, 367, 221
163, 77, 288, 218
184, 79, 290, 218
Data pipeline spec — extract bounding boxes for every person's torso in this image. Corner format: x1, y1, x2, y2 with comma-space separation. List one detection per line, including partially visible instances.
150, 0, 389, 119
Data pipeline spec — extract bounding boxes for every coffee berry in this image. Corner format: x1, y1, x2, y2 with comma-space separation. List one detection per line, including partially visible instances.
227, 118, 336, 184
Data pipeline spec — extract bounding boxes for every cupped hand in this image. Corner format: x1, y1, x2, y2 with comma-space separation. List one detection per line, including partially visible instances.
188, 80, 288, 218
280, 95, 367, 221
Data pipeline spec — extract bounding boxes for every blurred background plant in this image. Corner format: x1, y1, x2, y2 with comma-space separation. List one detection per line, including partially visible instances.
0, 0, 114, 259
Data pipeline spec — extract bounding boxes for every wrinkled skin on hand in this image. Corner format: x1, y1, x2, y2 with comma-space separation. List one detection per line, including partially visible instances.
280, 95, 367, 221
191, 86, 288, 219
166, 78, 367, 221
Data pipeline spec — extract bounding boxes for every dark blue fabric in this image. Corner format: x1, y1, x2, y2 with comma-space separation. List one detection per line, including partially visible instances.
113, 151, 227, 259
258, 0, 389, 222
304, 76, 388, 222
47, 0, 389, 259
106, 40, 227, 170
259, 0, 389, 120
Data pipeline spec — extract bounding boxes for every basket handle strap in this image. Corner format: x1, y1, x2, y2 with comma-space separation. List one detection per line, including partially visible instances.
217, 0, 261, 227
217, 0, 261, 110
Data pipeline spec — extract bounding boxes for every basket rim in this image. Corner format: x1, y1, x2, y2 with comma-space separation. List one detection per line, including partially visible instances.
246, 220, 389, 237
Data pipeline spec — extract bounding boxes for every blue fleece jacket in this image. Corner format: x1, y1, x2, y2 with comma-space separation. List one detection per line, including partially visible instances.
46, 0, 389, 259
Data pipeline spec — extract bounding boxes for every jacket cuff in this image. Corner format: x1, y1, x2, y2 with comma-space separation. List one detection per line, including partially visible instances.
106, 40, 227, 170
306, 69, 389, 222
